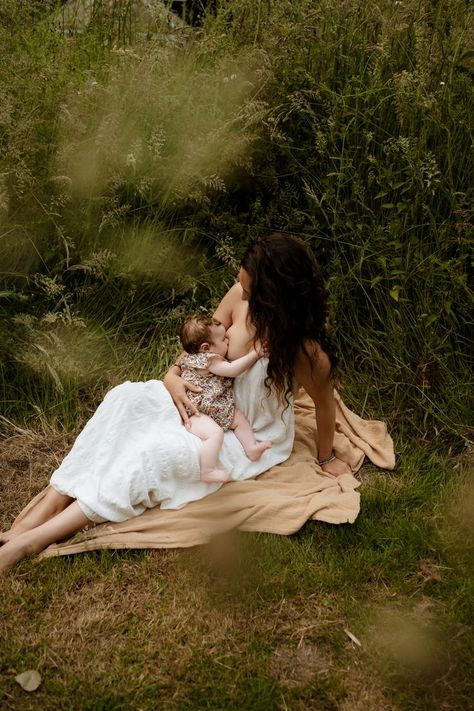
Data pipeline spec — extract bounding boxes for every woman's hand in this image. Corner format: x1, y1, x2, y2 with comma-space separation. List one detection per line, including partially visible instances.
320, 457, 351, 477
163, 369, 201, 428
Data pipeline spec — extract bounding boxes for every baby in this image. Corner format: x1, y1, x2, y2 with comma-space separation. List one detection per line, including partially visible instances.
178, 314, 272, 483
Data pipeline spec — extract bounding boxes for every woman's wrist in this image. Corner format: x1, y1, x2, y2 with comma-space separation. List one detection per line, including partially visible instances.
163, 367, 181, 391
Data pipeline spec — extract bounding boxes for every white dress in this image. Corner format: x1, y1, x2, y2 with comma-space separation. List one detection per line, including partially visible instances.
50, 359, 294, 523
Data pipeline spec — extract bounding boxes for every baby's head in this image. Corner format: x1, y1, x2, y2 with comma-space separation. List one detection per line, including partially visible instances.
180, 315, 229, 357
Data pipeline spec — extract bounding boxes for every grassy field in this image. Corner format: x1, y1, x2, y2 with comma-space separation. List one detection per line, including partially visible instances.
0, 1, 473, 708
1, 428, 473, 709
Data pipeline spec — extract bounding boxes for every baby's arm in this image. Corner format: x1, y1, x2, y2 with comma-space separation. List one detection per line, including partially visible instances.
208, 349, 259, 378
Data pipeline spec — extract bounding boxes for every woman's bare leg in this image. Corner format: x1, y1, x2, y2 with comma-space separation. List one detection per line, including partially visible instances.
0, 488, 73, 545
0, 501, 90, 573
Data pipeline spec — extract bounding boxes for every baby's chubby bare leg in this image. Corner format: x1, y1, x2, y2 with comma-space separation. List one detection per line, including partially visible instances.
232, 409, 272, 462
0, 488, 74, 545
0, 501, 90, 573
187, 413, 230, 483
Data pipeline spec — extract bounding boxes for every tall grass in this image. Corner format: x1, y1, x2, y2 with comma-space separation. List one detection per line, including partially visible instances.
206, 0, 473, 444
0, 0, 472, 446
0, 5, 472, 708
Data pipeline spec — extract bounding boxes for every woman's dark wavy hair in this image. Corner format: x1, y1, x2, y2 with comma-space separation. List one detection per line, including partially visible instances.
240, 233, 337, 405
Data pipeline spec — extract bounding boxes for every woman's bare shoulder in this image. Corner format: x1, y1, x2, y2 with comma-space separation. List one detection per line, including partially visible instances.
213, 282, 243, 328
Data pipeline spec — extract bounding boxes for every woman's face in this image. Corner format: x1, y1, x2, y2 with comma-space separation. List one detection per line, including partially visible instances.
239, 267, 251, 301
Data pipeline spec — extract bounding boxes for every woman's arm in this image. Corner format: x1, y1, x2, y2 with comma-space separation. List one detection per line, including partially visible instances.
294, 342, 350, 476
163, 365, 201, 427
212, 282, 242, 328
208, 349, 259, 378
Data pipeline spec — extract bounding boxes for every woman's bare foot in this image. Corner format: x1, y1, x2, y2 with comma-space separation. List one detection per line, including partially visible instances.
0, 523, 30, 545
0, 530, 19, 546
1, 502, 89, 573
245, 441, 272, 462
201, 468, 230, 484
0, 535, 34, 573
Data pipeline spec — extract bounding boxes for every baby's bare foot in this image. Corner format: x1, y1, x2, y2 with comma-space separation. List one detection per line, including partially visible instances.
201, 468, 230, 484
246, 441, 272, 462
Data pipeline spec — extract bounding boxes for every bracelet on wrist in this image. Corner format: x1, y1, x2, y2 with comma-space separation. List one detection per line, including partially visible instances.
317, 451, 336, 466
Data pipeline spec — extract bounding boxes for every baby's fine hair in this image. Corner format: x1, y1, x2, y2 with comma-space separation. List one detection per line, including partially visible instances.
180, 314, 218, 354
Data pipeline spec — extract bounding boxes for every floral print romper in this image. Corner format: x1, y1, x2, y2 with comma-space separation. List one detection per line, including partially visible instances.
180, 352, 235, 430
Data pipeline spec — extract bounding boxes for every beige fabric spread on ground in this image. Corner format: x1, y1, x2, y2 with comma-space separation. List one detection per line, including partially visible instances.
25, 390, 395, 559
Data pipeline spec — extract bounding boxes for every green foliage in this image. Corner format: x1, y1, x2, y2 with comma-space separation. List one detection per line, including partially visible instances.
210, 0, 473, 443
1, 9, 472, 710
0, 0, 472, 445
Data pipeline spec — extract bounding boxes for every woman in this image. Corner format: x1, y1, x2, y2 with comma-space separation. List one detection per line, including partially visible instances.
165, 233, 350, 477
0, 233, 350, 571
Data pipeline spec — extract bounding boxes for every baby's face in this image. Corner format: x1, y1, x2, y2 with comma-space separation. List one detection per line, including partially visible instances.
208, 321, 229, 357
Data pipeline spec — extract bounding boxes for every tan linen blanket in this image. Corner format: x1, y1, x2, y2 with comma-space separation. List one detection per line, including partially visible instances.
15, 390, 395, 559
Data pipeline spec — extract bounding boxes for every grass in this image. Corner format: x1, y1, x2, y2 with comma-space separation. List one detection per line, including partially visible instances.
0, 1, 472, 708
1, 0, 472, 439
1, 424, 472, 710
